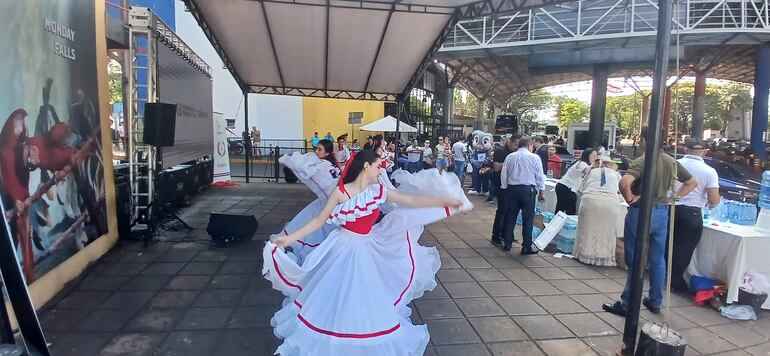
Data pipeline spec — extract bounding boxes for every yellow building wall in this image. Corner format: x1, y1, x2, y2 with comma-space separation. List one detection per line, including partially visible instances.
302, 98, 385, 144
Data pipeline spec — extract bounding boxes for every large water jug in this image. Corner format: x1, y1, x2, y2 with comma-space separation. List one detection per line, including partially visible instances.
759, 171, 770, 209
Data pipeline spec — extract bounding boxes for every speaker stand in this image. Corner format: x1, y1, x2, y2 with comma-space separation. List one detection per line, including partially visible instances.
148, 146, 193, 237
263, 145, 276, 182
152, 201, 193, 231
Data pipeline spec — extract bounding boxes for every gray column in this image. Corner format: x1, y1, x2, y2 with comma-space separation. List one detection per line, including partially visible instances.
476, 99, 485, 130
589, 66, 609, 149
641, 94, 650, 125
751, 46, 770, 160
692, 72, 707, 141
444, 86, 454, 136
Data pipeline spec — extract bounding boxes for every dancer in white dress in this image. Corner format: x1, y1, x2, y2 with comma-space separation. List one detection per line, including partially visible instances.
263, 150, 471, 355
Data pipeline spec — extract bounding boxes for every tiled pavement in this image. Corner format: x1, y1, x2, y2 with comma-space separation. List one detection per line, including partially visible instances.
40, 183, 770, 355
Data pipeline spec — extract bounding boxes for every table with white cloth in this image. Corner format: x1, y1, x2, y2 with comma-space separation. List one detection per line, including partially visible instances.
687, 221, 770, 309
543, 179, 558, 214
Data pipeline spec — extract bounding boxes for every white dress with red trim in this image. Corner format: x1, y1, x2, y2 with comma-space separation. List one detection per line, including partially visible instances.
262, 170, 471, 355
278, 152, 340, 262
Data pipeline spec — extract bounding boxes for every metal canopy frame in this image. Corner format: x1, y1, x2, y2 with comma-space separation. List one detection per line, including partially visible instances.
182, 0, 573, 102
439, 0, 770, 106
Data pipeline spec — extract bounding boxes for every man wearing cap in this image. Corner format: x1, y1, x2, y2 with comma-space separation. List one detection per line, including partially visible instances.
670, 140, 721, 292
604, 126, 697, 316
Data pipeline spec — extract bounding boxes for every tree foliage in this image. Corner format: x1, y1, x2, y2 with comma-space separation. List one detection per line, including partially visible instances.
107, 59, 123, 105
554, 96, 589, 128
606, 95, 643, 135
505, 89, 555, 122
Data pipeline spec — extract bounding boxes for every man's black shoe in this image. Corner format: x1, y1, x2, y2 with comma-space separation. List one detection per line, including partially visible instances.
502, 245, 512, 252
643, 297, 661, 314
602, 301, 627, 317
490, 239, 503, 248
521, 249, 539, 255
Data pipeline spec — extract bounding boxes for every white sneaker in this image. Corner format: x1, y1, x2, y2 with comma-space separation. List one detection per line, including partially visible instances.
484, 192, 490, 196
467, 190, 479, 195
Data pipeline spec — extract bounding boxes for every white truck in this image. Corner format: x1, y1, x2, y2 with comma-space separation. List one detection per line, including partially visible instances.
565, 123, 618, 157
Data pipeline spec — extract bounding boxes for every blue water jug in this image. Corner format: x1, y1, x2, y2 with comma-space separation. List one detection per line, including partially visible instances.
760, 171, 770, 210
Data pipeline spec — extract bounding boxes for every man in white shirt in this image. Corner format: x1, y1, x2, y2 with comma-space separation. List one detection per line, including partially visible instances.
422, 140, 433, 168
671, 140, 721, 292
406, 139, 423, 173
334, 135, 351, 169
452, 137, 468, 182
500, 137, 546, 254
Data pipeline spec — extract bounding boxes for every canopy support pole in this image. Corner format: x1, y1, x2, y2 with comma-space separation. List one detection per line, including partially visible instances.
621, 0, 673, 354
244, 90, 250, 183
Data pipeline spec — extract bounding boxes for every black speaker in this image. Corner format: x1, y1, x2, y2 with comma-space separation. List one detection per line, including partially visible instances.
206, 213, 258, 247
143, 102, 177, 146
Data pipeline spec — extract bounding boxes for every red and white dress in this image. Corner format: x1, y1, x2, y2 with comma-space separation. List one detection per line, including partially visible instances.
279, 152, 396, 264
263, 169, 472, 355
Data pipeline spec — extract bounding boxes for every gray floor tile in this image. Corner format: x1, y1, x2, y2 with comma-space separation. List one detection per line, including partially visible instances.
158, 330, 221, 356
468, 269, 508, 282
497, 296, 548, 316
537, 339, 596, 356
148, 291, 201, 308
179, 261, 223, 275
122, 275, 174, 291
440, 256, 462, 269
75, 308, 138, 331
549, 279, 598, 294
226, 305, 275, 328
94, 262, 149, 276
193, 289, 245, 307
486, 258, 524, 269
47, 331, 113, 356
469, 316, 528, 342
207, 274, 251, 289
77, 275, 132, 291
679, 327, 739, 354
437, 269, 474, 283
426, 318, 482, 345
515, 280, 562, 296
55, 291, 112, 308
515, 256, 554, 268
40, 308, 90, 331
125, 309, 186, 331
487, 341, 545, 356
165, 275, 212, 290
140, 262, 186, 275
500, 268, 542, 281
571, 294, 614, 313
422, 284, 451, 300
582, 278, 625, 294
555, 313, 617, 338
240, 287, 284, 306
582, 335, 623, 356
99, 332, 166, 356
176, 307, 234, 330
415, 299, 463, 319
673, 306, 734, 327
744, 342, 770, 356
535, 295, 589, 314
594, 312, 626, 333
444, 281, 489, 298
456, 257, 493, 269
435, 343, 491, 355
562, 267, 609, 279
514, 315, 574, 340
99, 291, 155, 309
456, 298, 507, 317
479, 281, 526, 297
447, 248, 482, 258
531, 267, 573, 280
218, 261, 258, 274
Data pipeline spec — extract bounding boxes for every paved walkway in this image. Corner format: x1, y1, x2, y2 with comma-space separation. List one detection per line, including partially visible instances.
40, 182, 770, 355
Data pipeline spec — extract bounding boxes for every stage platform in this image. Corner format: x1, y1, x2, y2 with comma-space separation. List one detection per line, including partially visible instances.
39, 182, 770, 355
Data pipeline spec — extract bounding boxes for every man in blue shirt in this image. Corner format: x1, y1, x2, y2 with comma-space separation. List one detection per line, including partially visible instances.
310, 132, 320, 148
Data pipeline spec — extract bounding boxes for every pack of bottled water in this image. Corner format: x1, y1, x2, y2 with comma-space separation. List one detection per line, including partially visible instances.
703, 200, 757, 225
557, 219, 578, 254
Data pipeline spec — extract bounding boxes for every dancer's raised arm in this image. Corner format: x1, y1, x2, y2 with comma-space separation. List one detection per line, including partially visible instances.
271, 189, 343, 248
387, 190, 462, 210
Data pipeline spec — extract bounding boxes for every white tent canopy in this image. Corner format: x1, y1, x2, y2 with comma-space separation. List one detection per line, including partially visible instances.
183, 0, 564, 101
360, 115, 417, 132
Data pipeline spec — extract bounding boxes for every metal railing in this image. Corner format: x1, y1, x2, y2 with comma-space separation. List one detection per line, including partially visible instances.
441, 0, 770, 51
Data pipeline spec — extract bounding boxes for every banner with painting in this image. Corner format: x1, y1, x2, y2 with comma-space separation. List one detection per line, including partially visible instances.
0, 0, 108, 283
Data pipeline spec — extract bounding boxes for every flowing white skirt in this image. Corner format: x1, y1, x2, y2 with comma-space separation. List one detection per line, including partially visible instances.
263, 169, 471, 355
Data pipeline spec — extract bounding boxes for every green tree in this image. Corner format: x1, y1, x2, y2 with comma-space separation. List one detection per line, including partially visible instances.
554, 96, 589, 127
107, 58, 123, 105
606, 95, 643, 135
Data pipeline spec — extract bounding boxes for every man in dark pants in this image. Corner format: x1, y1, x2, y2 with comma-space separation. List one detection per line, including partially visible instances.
670, 140, 720, 292
604, 126, 697, 316
490, 135, 518, 247
500, 137, 546, 254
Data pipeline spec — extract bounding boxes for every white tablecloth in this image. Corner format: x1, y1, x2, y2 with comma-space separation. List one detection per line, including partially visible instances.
543, 179, 558, 214
688, 221, 770, 309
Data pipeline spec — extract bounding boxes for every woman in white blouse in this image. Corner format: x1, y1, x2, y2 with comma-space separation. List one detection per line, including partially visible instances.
554, 148, 595, 214
572, 155, 626, 266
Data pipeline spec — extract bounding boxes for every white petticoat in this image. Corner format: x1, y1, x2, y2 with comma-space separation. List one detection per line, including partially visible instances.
263, 169, 471, 355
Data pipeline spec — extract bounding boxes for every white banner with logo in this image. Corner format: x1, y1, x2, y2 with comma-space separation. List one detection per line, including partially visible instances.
213, 112, 232, 182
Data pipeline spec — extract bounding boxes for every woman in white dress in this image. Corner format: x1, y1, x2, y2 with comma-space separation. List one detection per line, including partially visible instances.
264, 150, 471, 355
279, 140, 340, 263
572, 154, 625, 266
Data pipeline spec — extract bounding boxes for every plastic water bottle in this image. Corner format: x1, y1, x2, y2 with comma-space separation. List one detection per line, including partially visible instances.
760, 171, 770, 209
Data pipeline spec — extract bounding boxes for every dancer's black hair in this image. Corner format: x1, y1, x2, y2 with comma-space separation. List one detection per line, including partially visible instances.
317, 139, 338, 167
342, 149, 379, 184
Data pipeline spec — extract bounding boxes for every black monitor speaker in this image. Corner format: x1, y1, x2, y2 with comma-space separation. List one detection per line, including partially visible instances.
206, 213, 259, 247
144, 102, 177, 146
